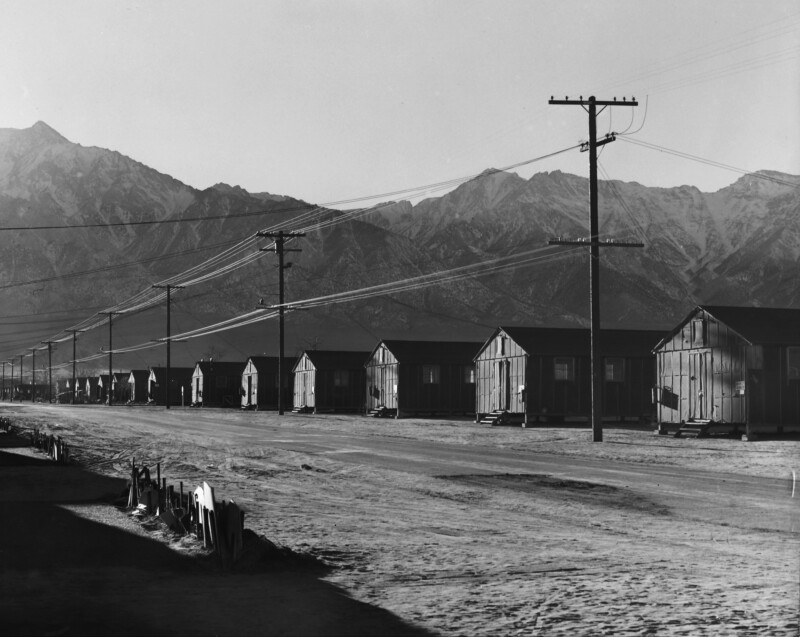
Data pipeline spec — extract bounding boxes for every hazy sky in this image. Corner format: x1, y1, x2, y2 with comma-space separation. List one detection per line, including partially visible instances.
2, 0, 798, 203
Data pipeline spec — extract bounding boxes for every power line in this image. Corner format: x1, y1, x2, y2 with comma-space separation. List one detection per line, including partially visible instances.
0, 237, 247, 290
616, 137, 800, 188
0, 200, 318, 232
44, 245, 585, 363
17, 143, 582, 353
592, 12, 800, 95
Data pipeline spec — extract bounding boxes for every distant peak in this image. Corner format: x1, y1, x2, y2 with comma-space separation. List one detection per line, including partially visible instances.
476, 168, 518, 180
210, 182, 248, 194
28, 120, 69, 143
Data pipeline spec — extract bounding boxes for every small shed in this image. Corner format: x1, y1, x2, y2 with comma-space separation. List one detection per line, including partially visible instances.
14, 383, 48, 402
98, 375, 113, 404
653, 305, 800, 438
75, 376, 88, 403
240, 357, 294, 410
86, 377, 101, 403
292, 350, 369, 413
192, 361, 244, 408
148, 367, 194, 406
127, 370, 150, 404
474, 326, 661, 426
55, 379, 70, 403
110, 372, 130, 404
365, 340, 481, 418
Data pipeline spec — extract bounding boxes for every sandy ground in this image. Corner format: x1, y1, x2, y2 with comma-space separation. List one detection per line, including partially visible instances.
1, 403, 799, 636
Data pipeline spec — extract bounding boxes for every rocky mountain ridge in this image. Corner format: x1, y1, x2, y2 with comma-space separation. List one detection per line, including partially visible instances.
0, 122, 797, 361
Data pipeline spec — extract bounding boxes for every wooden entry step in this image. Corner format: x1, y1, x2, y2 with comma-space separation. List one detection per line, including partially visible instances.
368, 406, 395, 418
292, 405, 313, 414
675, 419, 712, 438
480, 410, 510, 426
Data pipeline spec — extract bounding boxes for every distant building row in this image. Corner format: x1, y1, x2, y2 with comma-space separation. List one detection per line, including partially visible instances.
2, 306, 798, 437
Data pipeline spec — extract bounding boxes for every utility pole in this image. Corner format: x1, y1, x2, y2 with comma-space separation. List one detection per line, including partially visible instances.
19, 354, 24, 402
69, 329, 85, 405
548, 95, 639, 442
256, 229, 305, 415
30, 348, 37, 402
1, 361, 6, 401
42, 341, 54, 403
103, 312, 122, 406
8, 360, 13, 402
152, 283, 184, 410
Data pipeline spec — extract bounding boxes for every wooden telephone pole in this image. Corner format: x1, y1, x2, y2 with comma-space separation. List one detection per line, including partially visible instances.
153, 283, 184, 409
42, 341, 55, 403
46, 343, 51, 403
256, 229, 305, 415
548, 95, 640, 442
69, 329, 86, 405
103, 312, 122, 406
29, 348, 37, 402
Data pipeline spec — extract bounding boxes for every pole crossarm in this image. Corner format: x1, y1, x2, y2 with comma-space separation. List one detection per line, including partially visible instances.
257, 231, 307, 239
581, 134, 616, 152
548, 238, 644, 248
549, 97, 638, 106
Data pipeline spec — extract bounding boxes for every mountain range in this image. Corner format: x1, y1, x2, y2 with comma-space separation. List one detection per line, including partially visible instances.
0, 121, 798, 369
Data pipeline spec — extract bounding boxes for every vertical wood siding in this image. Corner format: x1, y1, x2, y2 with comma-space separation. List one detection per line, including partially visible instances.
655, 309, 752, 425
366, 346, 398, 411
241, 358, 293, 410
475, 333, 526, 415
476, 330, 655, 421
366, 344, 475, 416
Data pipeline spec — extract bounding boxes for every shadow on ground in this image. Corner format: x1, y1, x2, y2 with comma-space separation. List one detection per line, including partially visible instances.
0, 432, 435, 636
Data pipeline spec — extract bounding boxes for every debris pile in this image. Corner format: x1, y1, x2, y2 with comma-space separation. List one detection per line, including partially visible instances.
127, 458, 244, 567
30, 428, 69, 463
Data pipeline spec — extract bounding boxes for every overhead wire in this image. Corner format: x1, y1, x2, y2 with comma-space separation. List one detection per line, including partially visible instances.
643, 45, 800, 96
12, 142, 582, 355
46, 243, 590, 360
616, 137, 800, 188
594, 11, 800, 94
598, 161, 649, 246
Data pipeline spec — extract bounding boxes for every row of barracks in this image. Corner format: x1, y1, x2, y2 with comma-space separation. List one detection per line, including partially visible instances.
3, 305, 798, 437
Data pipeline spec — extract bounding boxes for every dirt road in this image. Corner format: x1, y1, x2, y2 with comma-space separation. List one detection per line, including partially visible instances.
2, 403, 799, 635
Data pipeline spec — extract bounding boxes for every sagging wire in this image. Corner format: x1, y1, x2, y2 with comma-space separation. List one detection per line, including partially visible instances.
617, 137, 799, 188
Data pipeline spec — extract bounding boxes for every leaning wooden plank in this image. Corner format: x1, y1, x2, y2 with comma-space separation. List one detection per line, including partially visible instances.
193, 486, 206, 544
203, 482, 219, 553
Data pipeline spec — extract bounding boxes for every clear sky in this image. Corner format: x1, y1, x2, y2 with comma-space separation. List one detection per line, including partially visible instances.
1, 0, 798, 203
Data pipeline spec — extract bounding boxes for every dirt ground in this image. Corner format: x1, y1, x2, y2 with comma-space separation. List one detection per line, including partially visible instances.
1, 403, 799, 636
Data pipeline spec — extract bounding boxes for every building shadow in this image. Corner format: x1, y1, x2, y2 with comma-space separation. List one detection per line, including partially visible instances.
0, 436, 435, 637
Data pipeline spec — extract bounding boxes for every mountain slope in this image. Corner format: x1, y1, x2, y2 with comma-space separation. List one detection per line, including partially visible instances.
0, 121, 798, 367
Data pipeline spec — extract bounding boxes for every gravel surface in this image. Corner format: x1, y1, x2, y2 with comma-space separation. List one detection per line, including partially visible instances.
1, 403, 798, 636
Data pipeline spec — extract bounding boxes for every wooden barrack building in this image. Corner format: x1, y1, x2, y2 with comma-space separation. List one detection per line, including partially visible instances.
653, 305, 800, 438
191, 361, 243, 408
240, 356, 294, 410
474, 326, 661, 426
148, 367, 194, 406
292, 350, 369, 413
365, 340, 480, 418
127, 369, 150, 404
